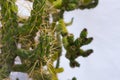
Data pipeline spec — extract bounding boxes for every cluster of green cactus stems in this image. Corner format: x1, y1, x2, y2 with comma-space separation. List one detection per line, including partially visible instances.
0, 0, 98, 80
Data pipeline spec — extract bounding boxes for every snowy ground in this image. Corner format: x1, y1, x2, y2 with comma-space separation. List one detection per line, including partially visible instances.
1, 0, 120, 80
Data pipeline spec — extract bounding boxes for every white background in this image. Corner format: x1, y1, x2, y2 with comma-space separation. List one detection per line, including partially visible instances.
8, 0, 120, 80
60, 0, 120, 80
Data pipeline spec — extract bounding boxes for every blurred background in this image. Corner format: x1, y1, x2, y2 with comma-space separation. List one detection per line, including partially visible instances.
10, 0, 120, 80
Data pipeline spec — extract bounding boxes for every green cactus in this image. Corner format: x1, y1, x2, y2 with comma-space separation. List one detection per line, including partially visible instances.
0, 0, 98, 80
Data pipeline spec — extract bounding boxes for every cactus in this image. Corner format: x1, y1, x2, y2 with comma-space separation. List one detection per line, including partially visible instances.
0, 0, 98, 80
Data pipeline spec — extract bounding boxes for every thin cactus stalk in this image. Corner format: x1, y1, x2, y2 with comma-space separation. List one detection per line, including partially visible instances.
0, 0, 98, 80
